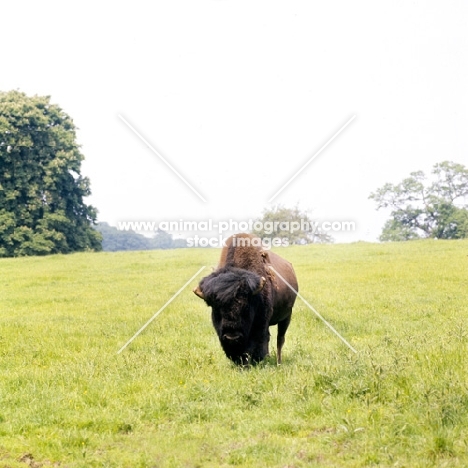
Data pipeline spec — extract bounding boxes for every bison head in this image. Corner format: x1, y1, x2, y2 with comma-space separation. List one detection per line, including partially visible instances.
193, 267, 266, 364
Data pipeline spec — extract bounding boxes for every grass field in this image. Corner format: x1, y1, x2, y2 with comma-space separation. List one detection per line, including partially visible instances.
1, 240, 467, 467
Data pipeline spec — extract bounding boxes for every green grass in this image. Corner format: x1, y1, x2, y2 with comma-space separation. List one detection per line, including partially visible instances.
1, 240, 467, 467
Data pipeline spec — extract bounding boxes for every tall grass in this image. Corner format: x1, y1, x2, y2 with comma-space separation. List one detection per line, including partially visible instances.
0, 240, 467, 467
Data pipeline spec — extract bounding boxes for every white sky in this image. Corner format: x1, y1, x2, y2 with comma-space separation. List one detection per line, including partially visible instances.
2, 1, 467, 242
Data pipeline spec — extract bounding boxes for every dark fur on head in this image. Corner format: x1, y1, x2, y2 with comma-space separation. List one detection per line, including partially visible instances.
198, 267, 264, 306
197, 266, 266, 365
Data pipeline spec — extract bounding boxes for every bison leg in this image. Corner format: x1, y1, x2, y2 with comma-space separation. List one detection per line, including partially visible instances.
276, 314, 292, 365
249, 339, 269, 364
245, 328, 270, 364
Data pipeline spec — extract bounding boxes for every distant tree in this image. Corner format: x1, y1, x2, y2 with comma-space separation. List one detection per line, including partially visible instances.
252, 205, 333, 244
369, 161, 468, 241
150, 229, 174, 249
94, 223, 151, 251
0, 90, 101, 256
172, 237, 188, 249
95, 223, 186, 251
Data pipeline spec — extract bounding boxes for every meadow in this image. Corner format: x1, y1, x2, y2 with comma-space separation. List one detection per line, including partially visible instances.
0, 240, 467, 467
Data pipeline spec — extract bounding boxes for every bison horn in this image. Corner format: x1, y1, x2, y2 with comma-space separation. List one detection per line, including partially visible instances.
193, 286, 205, 299
253, 276, 266, 295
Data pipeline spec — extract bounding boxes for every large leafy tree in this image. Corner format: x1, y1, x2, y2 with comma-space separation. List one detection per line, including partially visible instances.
0, 90, 102, 256
369, 161, 468, 241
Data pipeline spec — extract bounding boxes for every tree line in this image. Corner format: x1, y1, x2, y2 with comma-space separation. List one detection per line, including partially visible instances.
95, 223, 187, 251
1, 90, 467, 257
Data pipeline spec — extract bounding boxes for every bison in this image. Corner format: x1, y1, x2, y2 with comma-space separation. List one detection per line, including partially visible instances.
193, 233, 298, 365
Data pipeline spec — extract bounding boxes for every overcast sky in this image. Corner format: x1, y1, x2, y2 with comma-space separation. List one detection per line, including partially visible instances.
2, 1, 467, 242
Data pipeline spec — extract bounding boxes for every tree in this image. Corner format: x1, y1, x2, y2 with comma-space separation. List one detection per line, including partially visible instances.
151, 229, 174, 249
252, 205, 333, 244
95, 223, 187, 251
0, 90, 102, 256
369, 161, 468, 241
95, 222, 151, 252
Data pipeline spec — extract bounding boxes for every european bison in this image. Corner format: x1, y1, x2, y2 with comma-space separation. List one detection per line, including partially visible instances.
193, 233, 298, 365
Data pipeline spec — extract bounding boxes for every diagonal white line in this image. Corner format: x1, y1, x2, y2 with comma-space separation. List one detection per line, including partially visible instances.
270, 266, 358, 354
117, 266, 206, 354
118, 114, 207, 203
268, 115, 356, 203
